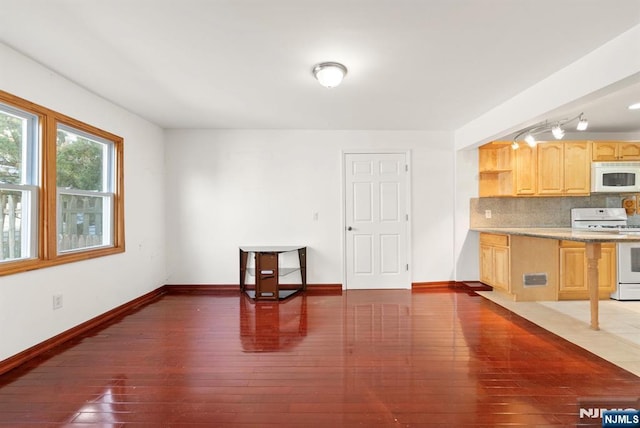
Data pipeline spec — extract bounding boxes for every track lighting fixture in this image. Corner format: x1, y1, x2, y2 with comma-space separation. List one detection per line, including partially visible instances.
511, 113, 588, 149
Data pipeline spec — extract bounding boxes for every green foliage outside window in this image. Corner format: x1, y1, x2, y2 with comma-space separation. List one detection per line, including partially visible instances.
0, 110, 22, 185
56, 130, 103, 191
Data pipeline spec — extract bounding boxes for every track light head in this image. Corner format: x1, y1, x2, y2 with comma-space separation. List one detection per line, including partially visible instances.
551, 124, 565, 139
576, 114, 588, 131
524, 133, 536, 147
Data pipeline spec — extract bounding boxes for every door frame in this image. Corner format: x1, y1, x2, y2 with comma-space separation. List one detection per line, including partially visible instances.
341, 149, 413, 290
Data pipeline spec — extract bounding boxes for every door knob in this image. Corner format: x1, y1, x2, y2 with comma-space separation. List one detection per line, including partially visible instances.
347, 226, 353, 231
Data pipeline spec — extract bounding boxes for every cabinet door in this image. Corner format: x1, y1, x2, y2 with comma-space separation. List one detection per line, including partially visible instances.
618, 143, 640, 160
537, 142, 564, 195
559, 247, 587, 293
559, 243, 616, 298
514, 144, 536, 195
492, 246, 510, 291
592, 142, 618, 161
479, 244, 493, 284
598, 245, 617, 293
563, 142, 591, 194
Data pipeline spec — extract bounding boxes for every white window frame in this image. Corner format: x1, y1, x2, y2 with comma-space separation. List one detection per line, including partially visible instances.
56, 124, 116, 254
0, 103, 40, 263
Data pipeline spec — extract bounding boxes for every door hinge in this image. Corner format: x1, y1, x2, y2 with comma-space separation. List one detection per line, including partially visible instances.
406, 264, 409, 271
405, 164, 409, 172
405, 213, 409, 221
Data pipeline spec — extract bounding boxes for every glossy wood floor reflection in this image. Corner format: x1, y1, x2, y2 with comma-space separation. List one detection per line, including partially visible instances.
0, 289, 638, 427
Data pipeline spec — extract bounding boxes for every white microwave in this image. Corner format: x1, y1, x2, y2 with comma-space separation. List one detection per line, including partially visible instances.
591, 161, 640, 193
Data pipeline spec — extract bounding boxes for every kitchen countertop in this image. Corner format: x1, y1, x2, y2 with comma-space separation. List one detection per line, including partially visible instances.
471, 227, 640, 242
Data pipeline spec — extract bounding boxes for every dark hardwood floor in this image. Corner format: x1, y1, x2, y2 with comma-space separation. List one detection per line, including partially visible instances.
0, 288, 638, 427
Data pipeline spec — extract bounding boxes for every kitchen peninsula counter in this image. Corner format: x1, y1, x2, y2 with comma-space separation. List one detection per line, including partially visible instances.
471, 227, 640, 331
471, 227, 640, 243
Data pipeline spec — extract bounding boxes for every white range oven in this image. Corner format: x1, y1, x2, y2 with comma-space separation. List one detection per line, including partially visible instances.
615, 243, 640, 300
571, 207, 640, 300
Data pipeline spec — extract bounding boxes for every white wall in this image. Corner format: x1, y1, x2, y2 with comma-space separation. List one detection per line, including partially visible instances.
164, 129, 455, 286
454, 148, 479, 281
0, 43, 167, 361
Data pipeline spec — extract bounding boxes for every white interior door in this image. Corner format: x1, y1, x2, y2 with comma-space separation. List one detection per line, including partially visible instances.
344, 152, 410, 289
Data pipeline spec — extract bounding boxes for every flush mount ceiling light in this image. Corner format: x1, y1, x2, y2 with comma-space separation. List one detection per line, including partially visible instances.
511, 113, 588, 149
312, 62, 348, 88
629, 102, 640, 110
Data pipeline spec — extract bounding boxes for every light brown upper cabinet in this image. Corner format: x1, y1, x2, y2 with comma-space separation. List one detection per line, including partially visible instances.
478, 142, 513, 197
514, 144, 537, 195
479, 140, 593, 197
537, 141, 591, 196
593, 141, 640, 161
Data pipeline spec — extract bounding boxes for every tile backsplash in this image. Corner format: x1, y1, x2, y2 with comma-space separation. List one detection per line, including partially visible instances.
470, 195, 628, 228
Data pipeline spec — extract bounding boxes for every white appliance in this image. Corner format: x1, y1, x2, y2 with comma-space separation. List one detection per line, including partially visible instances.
591, 162, 640, 193
571, 207, 640, 300
614, 243, 640, 300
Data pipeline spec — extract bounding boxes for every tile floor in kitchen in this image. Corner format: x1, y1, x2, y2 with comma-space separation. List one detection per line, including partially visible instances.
477, 291, 640, 376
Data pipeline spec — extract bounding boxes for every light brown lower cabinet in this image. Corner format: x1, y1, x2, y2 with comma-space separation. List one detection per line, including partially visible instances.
479, 234, 616, 301
558, 241, 616, 300
479, 233, 510, 293
479, 233, 558, 300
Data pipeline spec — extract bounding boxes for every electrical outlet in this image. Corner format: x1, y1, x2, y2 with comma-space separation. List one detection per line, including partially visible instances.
53, 294, 63, 310
485, 210, 492, 219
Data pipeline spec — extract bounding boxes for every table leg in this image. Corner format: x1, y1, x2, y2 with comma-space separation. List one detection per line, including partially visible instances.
585, 242, 602, 331
298, 247, 307, 291
239, 249, 248, 292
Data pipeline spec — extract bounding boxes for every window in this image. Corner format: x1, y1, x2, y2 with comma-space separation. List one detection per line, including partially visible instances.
0, 103, 39, 263
57, 125, 115, 253
0, 90, 124, 275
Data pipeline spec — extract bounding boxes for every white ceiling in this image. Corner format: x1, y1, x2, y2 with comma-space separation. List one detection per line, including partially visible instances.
1, 0, 640, 134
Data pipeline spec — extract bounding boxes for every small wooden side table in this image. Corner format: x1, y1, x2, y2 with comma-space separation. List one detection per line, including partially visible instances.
239, 246, 307, 301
